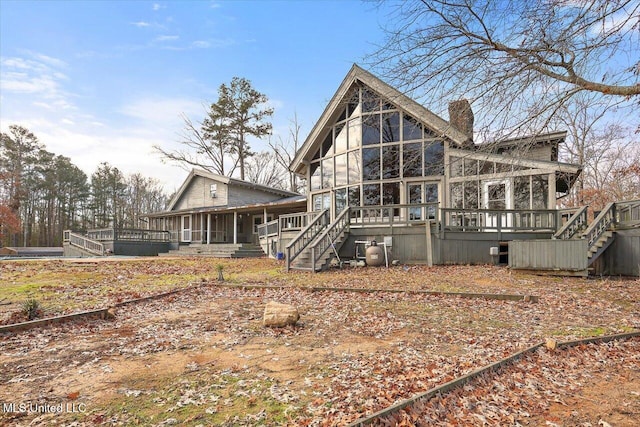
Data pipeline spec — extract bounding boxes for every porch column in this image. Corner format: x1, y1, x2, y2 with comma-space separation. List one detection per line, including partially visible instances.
233, 211, 238, 244
207, 213, 211, 244
548, 173, 556, 209
263, 208, 267, 224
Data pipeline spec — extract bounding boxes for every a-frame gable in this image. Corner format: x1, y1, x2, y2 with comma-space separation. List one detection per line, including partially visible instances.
290, 64, 470, 175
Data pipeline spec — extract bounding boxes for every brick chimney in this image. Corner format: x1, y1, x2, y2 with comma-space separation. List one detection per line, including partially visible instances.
448, 99, 474, 143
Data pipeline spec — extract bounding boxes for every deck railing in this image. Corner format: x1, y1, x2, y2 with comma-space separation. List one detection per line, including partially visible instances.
309, 207, 351, 272
349, 203, 439, 228
257, 219, 279, 239
441, 208, 558, 232
280, 212, 318, 232
286, 209, 330, 271
554, 205, 589, 240
87, 228, 170, 242
64, 230, 105, 256
615, 199, 640, 224
583, 202, 616, 248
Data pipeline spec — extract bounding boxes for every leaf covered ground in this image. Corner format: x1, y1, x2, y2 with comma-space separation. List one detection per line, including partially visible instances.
0, 258, 639, 426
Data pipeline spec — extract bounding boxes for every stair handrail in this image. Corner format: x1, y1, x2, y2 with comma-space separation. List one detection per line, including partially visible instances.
285, 209, 330, 271
65, 231, 105, 256
615, 199, 640, 224
582, 202, 616, 249
553, 205, 589, 240
310, 207, 351, 272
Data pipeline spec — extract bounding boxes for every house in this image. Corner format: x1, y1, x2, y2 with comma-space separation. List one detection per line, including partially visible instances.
63, 170, 306, 258
145, 169, 306, 257
265, 64, 639, 275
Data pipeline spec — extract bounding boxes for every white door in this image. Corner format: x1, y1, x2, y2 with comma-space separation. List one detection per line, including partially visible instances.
181, 215, 192, 242
482, 180, 512, 230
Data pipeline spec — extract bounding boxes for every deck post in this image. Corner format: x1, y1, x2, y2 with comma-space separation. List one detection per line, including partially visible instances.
426, 220, 433, 267
233, 211, 238, 244
207, 213, 211, 245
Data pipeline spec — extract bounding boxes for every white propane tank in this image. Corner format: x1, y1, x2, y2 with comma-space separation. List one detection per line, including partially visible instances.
365, 240, 385, 266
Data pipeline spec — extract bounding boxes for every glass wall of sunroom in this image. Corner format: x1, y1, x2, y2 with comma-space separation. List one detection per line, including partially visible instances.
308, 85, 444, 221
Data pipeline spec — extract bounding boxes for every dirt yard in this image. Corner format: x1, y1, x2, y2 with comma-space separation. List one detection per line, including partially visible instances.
1, 258, 639, 426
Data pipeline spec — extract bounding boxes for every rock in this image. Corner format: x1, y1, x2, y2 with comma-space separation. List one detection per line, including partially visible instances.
545, 338, 557, 350
263, 301, 299, 327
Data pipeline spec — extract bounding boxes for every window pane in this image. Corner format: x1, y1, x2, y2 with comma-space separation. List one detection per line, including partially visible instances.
383, 182, 400, 205
465, 159, 478, 176
313, 194, 323, 211
362, 88, 380, 112
347, 90, 360, 118
487, 183, 506, 210
348, 185, 361, 207
451, 183, 463, 209
450, 156, 463, 177
381, 112, 400, 143
362, 147, 380, 180
335, 153, 347, 186
464, 181, 479, 208
321, 133, 333, 156
363, 183, 380, 205
403, 114, 422, 141
335, 188, 347, 213
514, 176, 530, 209
424, 141, 444, 175
479, 160, 494, 175
323, 193, 331, 210
532, 175, 548, 209
347, 118, 361, 149
425, 183, 438, 219
322, 157, 333, 189
382, 145, 400, 179
335, 123, 348, 153
496, 162, 512, 173
403, 142, 422, 177
348, 150, 361, 184
362, 114, 380, 145
310, 161, 321, 191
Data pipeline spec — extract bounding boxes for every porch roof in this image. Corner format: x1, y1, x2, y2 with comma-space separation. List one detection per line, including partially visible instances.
146, 195, 307, 218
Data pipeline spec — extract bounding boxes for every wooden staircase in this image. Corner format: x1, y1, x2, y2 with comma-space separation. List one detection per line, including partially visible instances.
161, 243, 265, 258
286, 208, 350, 272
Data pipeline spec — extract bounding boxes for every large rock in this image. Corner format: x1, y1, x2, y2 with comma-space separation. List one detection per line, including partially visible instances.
263, 301, 299, 327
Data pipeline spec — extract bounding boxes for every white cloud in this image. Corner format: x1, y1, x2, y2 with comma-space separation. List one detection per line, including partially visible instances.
131, 21, 150, 27
155, 35, 179, 42
152, 3, 166, 11
191, 40, 211, 49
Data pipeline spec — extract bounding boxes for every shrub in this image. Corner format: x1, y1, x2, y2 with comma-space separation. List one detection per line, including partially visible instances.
22, 298, 40, 321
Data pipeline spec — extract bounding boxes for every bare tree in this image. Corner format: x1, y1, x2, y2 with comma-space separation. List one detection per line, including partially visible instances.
154, 113, 238, 176
371, 0, 639, 137
269, 113, 305, 193
244, 151, 288, 190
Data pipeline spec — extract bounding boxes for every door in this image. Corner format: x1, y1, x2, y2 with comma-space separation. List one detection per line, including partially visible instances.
181, 215, 192, 242
407, 182, 439, 221
482, 180, 512, 229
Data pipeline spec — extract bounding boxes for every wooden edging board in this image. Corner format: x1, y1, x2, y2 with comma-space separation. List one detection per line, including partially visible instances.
0, 281, 536, 334
346, 330, 640, 426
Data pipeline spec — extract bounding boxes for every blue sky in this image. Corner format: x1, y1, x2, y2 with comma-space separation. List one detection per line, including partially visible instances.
0, 0, 390, 191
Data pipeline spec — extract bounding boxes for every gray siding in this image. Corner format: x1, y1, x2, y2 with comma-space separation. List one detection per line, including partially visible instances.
508, 239, 588, 272
600, 229, 640, 276
173, 176, 229, 210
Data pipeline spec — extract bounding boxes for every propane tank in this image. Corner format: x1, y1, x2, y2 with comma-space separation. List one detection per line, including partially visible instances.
365, 240, 385, 266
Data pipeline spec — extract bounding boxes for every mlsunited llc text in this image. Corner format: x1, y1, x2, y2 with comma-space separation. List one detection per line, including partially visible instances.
2, 402, 86, 414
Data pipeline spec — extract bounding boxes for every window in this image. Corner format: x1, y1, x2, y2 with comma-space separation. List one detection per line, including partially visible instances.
450, 156, 463, 177
486, 183, 506, 209
335, 188, 347, 214
532, 175, 548, 209
424, 142, 444, 175
322, 157, 333, 189
348, 186, 361, 207
381, 112, 400, 143
362, 88, 380, 112
347, 118, 361, 148
362, 147, 380, 180
210, 183, 217, 198
382, 182, 400, 205
335, 153, 347, 186
464, 181, 479, 209
403, 142, 422, 177
335, 124, 348, 153
348, 150, 360, 184
362, 114, 380, 145
310, 162, 321, 190
403, 114, 422, 141
514, 176, 530, 209
363, 184, 380, 205
382, 145, 400, 179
